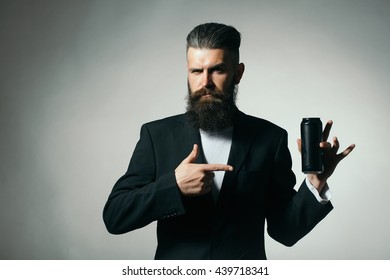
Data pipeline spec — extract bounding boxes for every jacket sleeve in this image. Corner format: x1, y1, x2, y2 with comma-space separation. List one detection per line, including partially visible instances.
266, 130, 333, 246
103, 124, 186, 234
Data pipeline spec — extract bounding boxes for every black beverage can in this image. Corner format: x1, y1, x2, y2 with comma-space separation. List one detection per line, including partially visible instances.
301, 118, 323, 174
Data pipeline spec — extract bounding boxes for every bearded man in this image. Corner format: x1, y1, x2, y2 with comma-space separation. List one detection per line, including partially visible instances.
103, 23, 355, 259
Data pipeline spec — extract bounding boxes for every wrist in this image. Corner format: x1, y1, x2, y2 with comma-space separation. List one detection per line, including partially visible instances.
306, 174, 326, 194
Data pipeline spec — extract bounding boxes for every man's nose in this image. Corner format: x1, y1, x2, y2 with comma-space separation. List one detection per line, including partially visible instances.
201, 72, 213, 88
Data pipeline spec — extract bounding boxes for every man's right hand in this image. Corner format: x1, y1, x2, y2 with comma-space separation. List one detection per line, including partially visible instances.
175, 144, 233, 196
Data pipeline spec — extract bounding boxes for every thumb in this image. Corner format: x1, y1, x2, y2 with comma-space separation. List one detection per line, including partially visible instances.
182, 144, 199, 164
297, 139, 302, 154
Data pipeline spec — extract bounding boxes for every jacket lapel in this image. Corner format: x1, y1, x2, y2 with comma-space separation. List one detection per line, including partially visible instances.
219, 111, 255, 199
176, 114, 206, 164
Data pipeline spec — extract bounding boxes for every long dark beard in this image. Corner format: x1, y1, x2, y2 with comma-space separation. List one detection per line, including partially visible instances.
186, 82, 238, 132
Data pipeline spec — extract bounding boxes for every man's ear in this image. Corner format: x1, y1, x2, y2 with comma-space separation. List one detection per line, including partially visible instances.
235, 63, 245, 84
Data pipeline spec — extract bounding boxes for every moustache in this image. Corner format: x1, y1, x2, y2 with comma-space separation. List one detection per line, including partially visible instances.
191, 87, 224, 100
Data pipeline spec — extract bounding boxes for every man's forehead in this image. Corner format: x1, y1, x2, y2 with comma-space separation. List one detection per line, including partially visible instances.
187, 47, 230, 66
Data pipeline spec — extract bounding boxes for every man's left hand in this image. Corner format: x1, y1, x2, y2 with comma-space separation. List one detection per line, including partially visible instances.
297, 120, 356, 193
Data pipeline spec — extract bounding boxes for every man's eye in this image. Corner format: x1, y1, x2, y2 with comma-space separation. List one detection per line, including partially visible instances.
214, 68, 225, 74
191, 69, 202, 74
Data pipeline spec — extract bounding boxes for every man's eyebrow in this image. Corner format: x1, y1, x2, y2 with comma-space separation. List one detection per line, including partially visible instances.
188, 67, 202, 71
189, 63, 227, 71
209, 63, 227, 71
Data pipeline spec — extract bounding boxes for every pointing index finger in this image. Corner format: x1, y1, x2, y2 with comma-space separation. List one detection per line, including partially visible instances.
201, 164, 234, 172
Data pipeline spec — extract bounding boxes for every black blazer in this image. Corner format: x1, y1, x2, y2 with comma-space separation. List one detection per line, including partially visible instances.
103, 110, 333, 259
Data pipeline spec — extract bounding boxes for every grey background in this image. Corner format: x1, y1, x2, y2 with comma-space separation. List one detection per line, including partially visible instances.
1, 0, 389, 259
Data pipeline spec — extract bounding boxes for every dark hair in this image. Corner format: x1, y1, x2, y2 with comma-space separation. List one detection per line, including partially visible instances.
186, 23, 241, 63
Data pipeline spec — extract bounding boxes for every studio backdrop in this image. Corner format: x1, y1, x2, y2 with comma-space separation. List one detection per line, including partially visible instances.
1, 0, 389, 259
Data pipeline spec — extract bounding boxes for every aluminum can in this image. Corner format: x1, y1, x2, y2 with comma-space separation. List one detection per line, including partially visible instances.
301, 118, 323, 174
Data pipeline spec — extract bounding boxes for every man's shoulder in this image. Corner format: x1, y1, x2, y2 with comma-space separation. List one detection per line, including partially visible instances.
143, 113, 187, 129
237, 111, 286, 134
